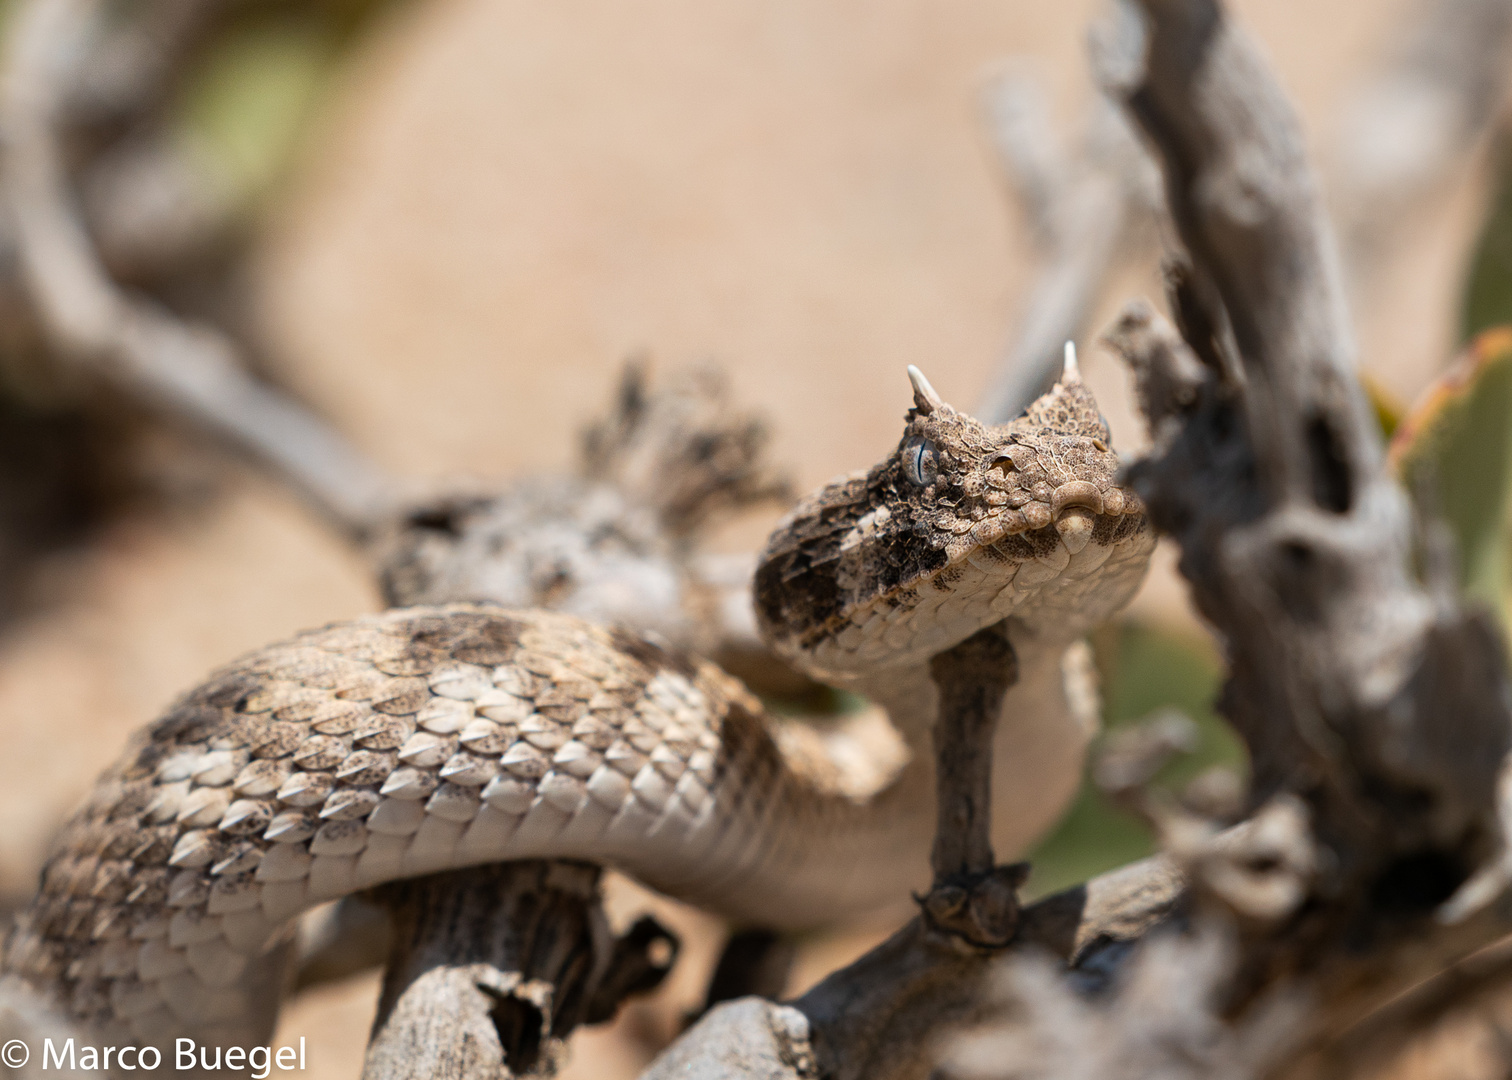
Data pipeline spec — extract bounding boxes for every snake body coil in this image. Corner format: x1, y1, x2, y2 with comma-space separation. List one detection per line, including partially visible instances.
2, 364, 1154, 1052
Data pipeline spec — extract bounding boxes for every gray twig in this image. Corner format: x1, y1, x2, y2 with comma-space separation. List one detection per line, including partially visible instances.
0, 0, 393, 538
928, 622, 1016, 879
1333, 0, 1512, 276
975, 62, 1158, 422
921, 622, 1026, 947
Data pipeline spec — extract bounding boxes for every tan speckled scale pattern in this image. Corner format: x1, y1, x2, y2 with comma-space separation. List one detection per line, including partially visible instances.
4, 606, 919, 1049
755, 362, 1152, 681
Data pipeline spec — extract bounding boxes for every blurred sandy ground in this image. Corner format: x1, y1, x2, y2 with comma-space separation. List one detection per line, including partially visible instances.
0, 0, 1493, 1076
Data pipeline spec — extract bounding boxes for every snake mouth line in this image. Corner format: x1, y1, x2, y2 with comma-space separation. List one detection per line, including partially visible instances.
954, 504, 1144, 583
796, 504, 1148, 664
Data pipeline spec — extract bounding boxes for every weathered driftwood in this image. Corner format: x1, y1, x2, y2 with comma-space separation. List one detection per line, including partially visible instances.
640, 850, 1187, 1080
922, 622, 1024, 944
978, 0, 1512, 428
361, 862, 677, 1080
943, 0, 1512, 1075
1119, 0, 1511, 949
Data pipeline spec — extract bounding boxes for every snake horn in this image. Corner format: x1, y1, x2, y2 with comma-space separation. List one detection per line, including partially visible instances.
1061, 341, 1082, 385
908, 365, 945, 414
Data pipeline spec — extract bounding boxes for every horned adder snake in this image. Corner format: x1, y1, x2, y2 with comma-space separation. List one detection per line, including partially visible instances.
0, 358, 1154, 1054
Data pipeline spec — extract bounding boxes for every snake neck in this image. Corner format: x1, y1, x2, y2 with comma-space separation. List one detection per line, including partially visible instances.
713, 623, 1096, 923
828, 619, 1094, 760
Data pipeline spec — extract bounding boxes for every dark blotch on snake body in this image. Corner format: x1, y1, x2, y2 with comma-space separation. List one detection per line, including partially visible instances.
608, 625, 700, 679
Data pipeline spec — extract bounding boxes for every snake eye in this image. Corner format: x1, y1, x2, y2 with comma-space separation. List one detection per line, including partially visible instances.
902, 436, 938, 487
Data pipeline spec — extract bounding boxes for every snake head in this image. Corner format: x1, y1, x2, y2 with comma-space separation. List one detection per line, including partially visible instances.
754, 354, 1152, 679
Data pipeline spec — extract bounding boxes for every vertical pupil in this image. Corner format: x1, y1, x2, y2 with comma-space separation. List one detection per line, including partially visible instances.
907, 440, 933, 486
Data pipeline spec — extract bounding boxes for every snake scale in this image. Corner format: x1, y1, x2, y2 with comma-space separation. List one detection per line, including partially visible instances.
0, 359, 1154, 1055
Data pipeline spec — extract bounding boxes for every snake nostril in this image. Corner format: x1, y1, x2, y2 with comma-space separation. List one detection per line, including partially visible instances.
990, 446, 1037, 479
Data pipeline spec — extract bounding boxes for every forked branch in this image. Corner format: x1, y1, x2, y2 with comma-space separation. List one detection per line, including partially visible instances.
949, 1, 1512, 1075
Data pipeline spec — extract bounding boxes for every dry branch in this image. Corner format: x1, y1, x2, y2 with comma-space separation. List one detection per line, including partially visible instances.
975, 63, 1158, 422
1333, 0, 1512, 274
922, 622, 1025, 946
946, 0, 1512, 1074
976, 0, 1510, 426
0, 0, 393, 538
362, 862, 676, 1080
639, 845, 1188, 1080
1115, 0, 1507, 865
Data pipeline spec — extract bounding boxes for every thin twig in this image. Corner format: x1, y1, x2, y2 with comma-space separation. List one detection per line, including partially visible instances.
928, 622, 1016, 879
920, 622, 1027, 948
975, 63, 1157, 422
0, 0, 393, 539
1333, 0, 1512, 276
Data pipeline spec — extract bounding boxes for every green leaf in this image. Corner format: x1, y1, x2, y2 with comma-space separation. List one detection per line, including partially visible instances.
1463, 149, 1512, 340
1362, 372, 1404, 440
1390, 329, 1512, 622
173, 19, 337, 210
1022, 621, 1243, 900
